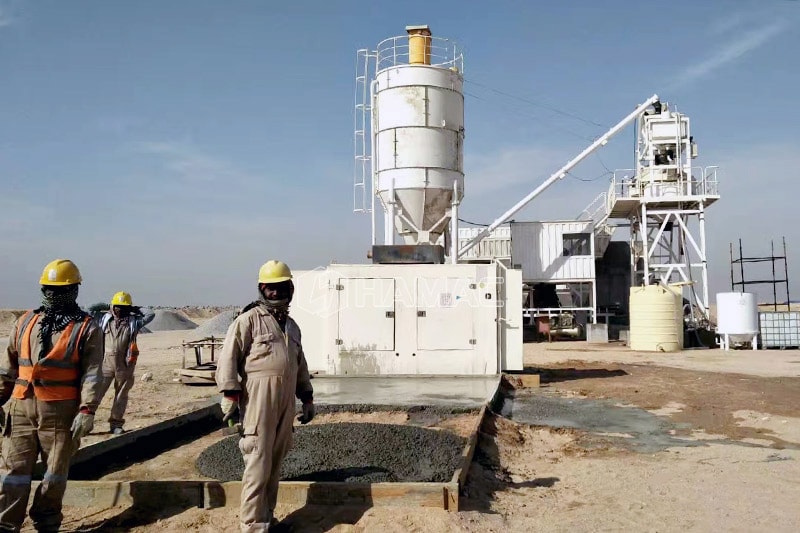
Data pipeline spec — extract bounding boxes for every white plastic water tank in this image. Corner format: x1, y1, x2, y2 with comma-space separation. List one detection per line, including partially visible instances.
716, 292, 758, 338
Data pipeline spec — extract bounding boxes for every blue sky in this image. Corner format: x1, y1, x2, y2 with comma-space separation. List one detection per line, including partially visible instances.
1, 0, 799, 307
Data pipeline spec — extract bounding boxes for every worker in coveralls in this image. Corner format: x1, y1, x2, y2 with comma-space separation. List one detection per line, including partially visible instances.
216, 260, 315, 532
0, 259, 103, 532
96, 291, 155, 435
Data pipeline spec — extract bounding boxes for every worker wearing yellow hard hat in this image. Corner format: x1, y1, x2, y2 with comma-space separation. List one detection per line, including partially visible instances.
96, 291, 155, 435
216, 260, 314, 532
0, 259, 104, 532
110, 291, 133, 307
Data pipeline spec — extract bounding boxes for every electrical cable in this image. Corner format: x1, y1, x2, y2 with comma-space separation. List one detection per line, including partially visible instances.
462, 91, 596, 142
566, 170, 612, 183
594, 152, 614, 174
464, 78, 608, 128
458, 217, 490, 227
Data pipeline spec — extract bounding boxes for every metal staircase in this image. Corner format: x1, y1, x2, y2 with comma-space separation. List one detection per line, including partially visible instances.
577, 188, 615, 258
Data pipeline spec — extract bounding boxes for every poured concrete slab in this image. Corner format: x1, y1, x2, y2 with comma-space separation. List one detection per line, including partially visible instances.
310, 375, 501, 408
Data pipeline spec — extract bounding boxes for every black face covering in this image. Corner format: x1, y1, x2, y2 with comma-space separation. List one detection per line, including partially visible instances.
258, 281, 294, 330
38, 285, 86, 352
111, 306, 132, 332
112, 305, 132, 318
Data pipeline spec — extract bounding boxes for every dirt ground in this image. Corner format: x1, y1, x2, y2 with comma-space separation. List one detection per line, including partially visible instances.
85, 323, 219, 444
2, 312, 799, 532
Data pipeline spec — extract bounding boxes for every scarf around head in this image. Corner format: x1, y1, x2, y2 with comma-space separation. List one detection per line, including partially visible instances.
38, 285, 87, 352
111, 308, 132, 333
240, 292, 290, 331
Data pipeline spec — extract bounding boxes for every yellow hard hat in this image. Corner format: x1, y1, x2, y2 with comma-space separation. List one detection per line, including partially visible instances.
111, 291, 133, 307
258, 260, 292, 284
39, 259, 82, 286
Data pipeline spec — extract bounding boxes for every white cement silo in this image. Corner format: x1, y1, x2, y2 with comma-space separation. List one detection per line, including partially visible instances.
716, 292, 759, 350
372, 25, 465, 253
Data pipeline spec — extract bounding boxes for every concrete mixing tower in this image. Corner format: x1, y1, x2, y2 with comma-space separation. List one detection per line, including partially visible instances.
606, 101, 720, 323
354, 25, 464, 264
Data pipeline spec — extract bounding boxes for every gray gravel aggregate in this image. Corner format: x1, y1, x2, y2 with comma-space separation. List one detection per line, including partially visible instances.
196, 422, 466, 483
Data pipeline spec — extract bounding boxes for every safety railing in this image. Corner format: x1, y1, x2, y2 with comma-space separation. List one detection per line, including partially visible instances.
577, 191, 608, 225
376, 35, 464, 72
609, 166, 720, 200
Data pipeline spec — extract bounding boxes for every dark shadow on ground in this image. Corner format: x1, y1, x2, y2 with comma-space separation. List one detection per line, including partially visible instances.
273, 483, 372, 532
521, 366, 628, 384
61, 481, 206, 531
68, 503, 192, 532
459, 414, 560, 512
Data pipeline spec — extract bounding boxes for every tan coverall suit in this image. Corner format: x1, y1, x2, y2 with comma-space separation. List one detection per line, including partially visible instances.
95, 311, 154, 430
0, 315, 103, 532
216, 306, 313, 533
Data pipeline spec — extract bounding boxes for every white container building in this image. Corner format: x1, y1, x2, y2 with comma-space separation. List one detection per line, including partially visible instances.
458, 221, 597, 326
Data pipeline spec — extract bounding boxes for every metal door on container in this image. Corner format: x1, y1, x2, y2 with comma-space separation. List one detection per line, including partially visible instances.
336, 278, 395, 351
416, 277, 475, 350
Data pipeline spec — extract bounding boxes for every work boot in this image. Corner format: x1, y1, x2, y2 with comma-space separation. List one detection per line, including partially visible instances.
32, 517, 62, 533
270, 518, 290, 532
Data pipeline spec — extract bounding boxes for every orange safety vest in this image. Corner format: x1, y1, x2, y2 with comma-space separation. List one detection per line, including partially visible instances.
12, 311, 91, 402
99, 313, 140, 364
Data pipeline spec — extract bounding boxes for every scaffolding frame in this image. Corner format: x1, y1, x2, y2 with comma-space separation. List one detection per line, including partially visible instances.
730, 237, 790, 311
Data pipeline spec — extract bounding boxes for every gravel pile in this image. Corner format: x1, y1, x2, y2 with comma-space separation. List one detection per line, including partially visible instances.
192, 309, 238, 338
196, 422, 466, 483
145, 310, 198, 331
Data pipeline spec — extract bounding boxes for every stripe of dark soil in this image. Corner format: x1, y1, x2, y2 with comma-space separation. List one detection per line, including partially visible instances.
529, 362, 800, 447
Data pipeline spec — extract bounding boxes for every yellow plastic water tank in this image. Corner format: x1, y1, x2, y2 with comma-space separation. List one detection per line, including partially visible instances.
629, 285, 683, 352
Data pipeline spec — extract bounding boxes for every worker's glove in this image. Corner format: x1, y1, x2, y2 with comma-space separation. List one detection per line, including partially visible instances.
125, 342, 140, 367
298, 401, 315, 424
221, 393, 240, 424
70, 409, 95, 440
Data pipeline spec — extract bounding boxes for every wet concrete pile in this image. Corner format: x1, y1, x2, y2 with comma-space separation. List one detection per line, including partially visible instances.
196, 422, 466, 483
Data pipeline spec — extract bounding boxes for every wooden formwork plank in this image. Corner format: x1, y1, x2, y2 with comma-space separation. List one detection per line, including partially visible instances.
219, 480, 451, 508
451, 404, 487, 488
178, 368, 216, 379
45, 480, 206, 509
48, 480, 454, 510
446, 374, 502, 511
70, 404, 219, 466
503, 373, 540, 389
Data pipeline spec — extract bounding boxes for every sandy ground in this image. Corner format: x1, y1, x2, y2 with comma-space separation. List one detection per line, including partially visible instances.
1, 312, 799, 532
529, 340, 800, 378
84, 324, 219, 444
